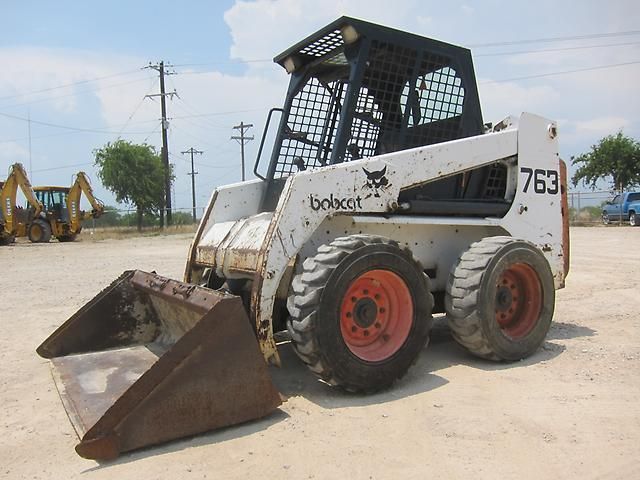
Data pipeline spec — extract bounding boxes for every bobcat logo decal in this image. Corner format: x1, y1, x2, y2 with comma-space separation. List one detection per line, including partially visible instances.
362, 166, 391, 198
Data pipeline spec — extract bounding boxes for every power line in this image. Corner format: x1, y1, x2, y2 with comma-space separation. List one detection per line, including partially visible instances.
169, 123, 230, 152
0, 76, 155, 110
171, 108, 265, 119
469, 29, 640, 48
476, 40, 640, 57
480, 60, 640, 84
0, 119, 161, 144
172, 59, 271, 68
0, 68, 145, 102
193, 161, 237, 169
142, 121, 163, 144
0, 110, 158, 134
5, 60, 636, 136
32, 162, 93, 173
166, 90, 230, 132
0, 29, 635, 103
117, 77, 159, 138
167, 77, 232, 131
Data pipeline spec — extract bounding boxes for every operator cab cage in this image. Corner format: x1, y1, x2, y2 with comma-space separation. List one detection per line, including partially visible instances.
34, 187, 70, 222
259, 16, 485, 210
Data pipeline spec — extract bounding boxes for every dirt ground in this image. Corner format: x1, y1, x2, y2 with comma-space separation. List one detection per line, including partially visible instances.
1, 227, 638, 479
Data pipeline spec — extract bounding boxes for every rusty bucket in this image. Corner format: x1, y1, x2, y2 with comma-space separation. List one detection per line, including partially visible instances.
37, 270, 281, 460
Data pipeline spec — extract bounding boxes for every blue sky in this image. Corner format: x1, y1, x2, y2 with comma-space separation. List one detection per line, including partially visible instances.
2, 1, 639, 213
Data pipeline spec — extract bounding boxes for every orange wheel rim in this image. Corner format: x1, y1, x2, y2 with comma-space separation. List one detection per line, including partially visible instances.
495, 263, 542, 339
339, 269, 413, 362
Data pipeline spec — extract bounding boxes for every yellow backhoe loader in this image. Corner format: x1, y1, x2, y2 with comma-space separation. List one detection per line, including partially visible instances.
0, 163, 43, 245
27, 171, 104, 242
38, 18, 570, 460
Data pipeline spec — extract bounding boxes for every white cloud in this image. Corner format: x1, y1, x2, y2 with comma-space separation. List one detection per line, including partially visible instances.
0, 47, 144, 114
477, 79, 561, 122
223, 0, 439, 67
461, 4, 474, 16
560, 116, 631, 150
574, 116, 629, 135
416, 16, 433, 28
0, 142, 30, 172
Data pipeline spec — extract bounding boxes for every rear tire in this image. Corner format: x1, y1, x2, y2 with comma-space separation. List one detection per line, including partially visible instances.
287, 235, 433, 392
28, 219, 52, 243
602, 212, 610, 225
445, 236, 555, 361
0, 234, 15, 246
630, 212, 639, 227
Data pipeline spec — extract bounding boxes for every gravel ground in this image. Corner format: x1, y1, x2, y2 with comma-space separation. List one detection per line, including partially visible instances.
1, 227, 638, 479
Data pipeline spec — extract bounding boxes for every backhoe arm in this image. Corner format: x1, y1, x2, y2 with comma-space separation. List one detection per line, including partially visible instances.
68, 172, 104, 232
1, 163, 43, 237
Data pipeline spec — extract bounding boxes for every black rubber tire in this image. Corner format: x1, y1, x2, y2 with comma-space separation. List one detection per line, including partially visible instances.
57, 234, 78, 242
0, 234, 15, 246
445, 236, 555, 361
602, 212, 610, 225
287, 234, 433, 393
630, 212, 639, 227
28, 219, 52, 243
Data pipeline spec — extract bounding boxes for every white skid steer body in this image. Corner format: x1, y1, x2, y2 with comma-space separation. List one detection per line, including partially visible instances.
186, 113, 569, 364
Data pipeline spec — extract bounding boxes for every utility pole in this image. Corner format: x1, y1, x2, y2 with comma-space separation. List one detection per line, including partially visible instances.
231, 122, 254, 181
145, 61, 177, 227
181, 147, 202, 223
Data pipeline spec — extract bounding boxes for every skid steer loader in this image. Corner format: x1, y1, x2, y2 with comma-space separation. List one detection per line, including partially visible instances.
0, 163, 43, 245
38, 17, 569, 460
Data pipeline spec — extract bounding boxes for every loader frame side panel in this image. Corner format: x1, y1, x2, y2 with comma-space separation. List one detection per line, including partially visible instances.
185, 179, 266, 283
298, 216, 510, 292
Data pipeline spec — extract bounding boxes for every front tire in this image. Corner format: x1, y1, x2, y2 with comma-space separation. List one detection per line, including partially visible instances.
445, 237, 555, 361
28, 219, 52, 243
602, 212, 610, 225
630, 212, 639, 227
287, 235, 433, 392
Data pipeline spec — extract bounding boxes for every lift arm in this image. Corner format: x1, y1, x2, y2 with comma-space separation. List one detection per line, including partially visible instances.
0, 163, 43, 238
67, 171, 104, 233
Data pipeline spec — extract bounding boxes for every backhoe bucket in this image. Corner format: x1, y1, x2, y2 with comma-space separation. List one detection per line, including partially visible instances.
36, 270, 282, 460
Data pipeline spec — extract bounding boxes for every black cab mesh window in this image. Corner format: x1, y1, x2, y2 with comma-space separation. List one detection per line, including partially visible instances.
402, 67, 465, 126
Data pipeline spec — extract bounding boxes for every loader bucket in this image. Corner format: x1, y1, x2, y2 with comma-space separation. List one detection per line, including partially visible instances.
36, 270, 282, 460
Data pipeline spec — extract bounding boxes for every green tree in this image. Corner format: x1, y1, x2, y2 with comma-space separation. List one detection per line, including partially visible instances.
94, 140, 171, 231
572, 132, 640, 191
90, 204, 122, 227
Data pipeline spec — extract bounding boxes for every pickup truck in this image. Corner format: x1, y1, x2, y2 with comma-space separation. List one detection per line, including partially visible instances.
602, 191, 640, 226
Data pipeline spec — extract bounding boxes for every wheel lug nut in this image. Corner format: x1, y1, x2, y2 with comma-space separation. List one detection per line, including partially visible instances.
379, 307, 385, 313
363, 289, 369, 295
351, 326, 357, 332
363, 330, 370, 337
346, 312, 352, 318
351, 296, 357, 302
374, 294, 380, 300
382, 334, 390, 342
374, 322, 381, 329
